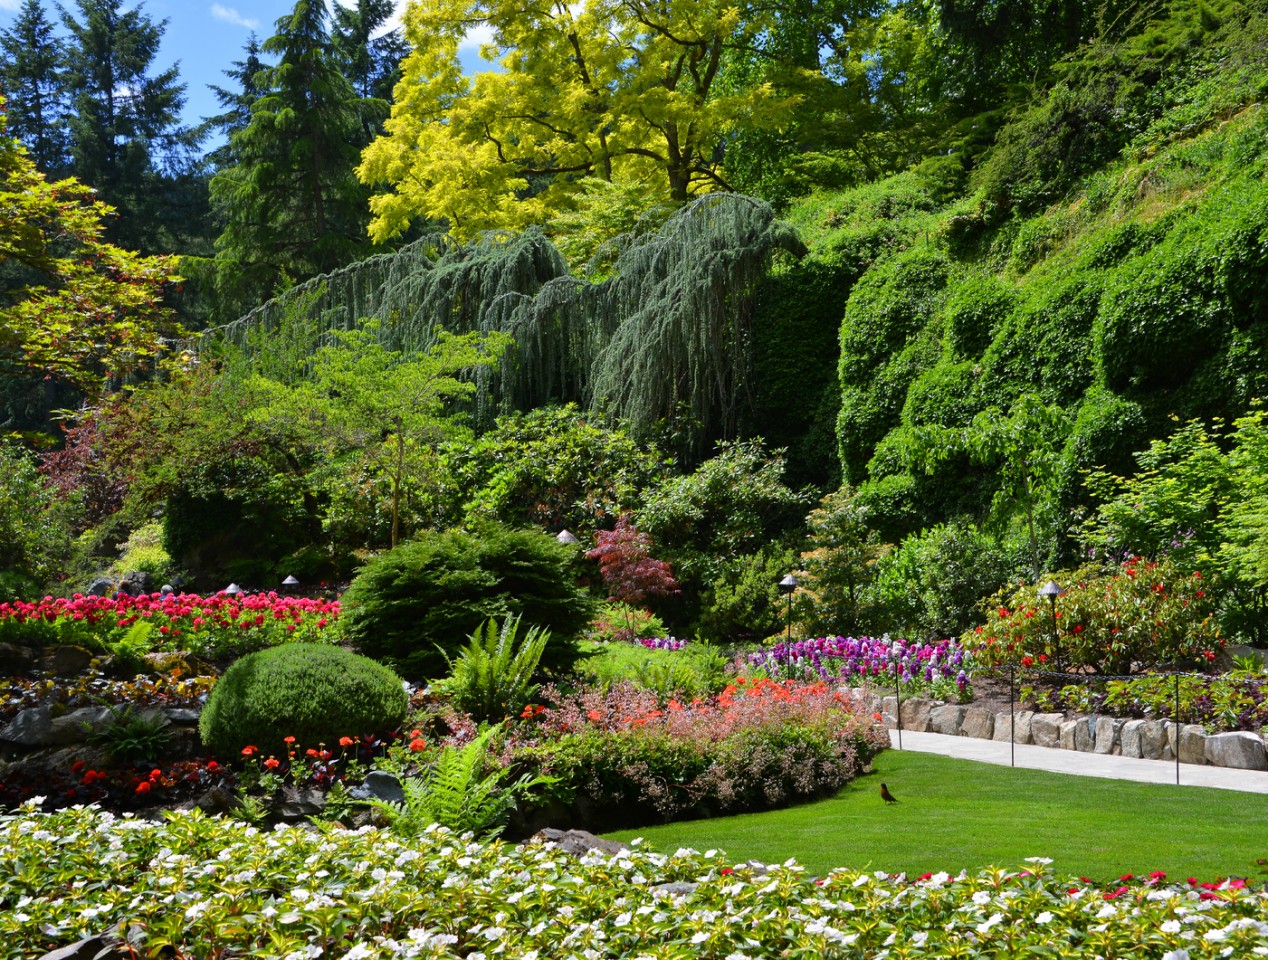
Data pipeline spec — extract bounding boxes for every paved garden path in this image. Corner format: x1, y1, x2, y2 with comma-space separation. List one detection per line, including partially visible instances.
888, 729, 1268, 794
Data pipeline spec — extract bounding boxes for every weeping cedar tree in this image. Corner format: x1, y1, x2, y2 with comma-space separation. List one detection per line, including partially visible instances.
201, 193, 806, 457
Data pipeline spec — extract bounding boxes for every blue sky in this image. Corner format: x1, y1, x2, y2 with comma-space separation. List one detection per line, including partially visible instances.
0, 1, 492, 135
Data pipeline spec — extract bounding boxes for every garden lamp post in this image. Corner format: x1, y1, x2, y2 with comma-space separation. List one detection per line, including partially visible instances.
224, 583, 244, 597
556, 529, 579, 545
1038, 580, 1062, 669
779, 574, 800, 642
282, 575, 300, 594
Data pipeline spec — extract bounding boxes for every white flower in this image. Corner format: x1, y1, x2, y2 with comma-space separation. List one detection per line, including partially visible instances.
976, 913, 1004, 934
972, 890, 993, 905
909, 932, 928, 946
690, 932, 709, 944
1161, 920, 1182, 933
1035, 911, 1054, 925
343, 944, 374, 960
1161, 950, 1190, 960
1024, 857, 1054, 865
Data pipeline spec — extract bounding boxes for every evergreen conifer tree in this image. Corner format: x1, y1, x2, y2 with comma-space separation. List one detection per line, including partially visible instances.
0, 0, 69, 176
331, 0, 407, 102
59, 0, 200, 252
211, 0, 381, 294
205, 34, 268, 171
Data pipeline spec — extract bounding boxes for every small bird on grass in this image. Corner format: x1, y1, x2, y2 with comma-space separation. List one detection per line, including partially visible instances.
880, 783, 899, 804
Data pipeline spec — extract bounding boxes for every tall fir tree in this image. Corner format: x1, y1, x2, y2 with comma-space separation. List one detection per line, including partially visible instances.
60, 0, 200, 252
0, 0, 70, 176
205, 35, 268, 171
331, 0, 407, 103
211, 0, 381, 295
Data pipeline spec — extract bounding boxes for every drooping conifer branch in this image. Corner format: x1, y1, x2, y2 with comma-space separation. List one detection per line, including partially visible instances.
195, 193, 804, 453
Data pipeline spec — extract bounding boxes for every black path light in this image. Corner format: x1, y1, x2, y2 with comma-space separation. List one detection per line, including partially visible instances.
778, 574, 800, 642
1038, 579, 1063, 669
556, 529, 579, 545
282, 575, 300, 594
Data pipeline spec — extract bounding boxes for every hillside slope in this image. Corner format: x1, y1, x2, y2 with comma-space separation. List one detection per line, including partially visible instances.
756, 0, 1268, 566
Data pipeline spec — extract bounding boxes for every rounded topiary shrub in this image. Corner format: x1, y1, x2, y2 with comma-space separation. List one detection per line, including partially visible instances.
340, 522, 592, 680
199, 644, 408, 757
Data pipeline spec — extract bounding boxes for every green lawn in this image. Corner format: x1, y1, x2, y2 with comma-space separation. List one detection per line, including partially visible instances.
603, 750, 1268, 882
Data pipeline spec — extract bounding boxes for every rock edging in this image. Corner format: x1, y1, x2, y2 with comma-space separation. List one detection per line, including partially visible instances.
875, 696, 1268, 772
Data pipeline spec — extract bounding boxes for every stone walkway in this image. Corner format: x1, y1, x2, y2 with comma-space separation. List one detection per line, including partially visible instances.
889, 729, 1268, 794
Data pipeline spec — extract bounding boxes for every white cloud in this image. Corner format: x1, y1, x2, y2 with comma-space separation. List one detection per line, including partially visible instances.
0, 0, 22, 11
458, 22, 495, 52
210, 4, 259, 30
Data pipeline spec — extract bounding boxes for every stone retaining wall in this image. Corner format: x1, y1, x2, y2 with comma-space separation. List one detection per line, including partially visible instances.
872, 696, 1268, 771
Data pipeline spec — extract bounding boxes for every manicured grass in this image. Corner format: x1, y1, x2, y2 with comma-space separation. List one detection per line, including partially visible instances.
603, 750, 1268, 881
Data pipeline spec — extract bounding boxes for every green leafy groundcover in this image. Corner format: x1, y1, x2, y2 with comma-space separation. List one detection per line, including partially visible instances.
4, 804, 1267, 959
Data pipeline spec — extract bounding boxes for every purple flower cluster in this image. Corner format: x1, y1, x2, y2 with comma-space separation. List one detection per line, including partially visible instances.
748, 635, 972, 700
629, 636, 687, 651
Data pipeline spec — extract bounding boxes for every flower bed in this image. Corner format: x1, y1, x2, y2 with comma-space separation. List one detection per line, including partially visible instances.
1026, 671, 1268, 733
629, 636, 686, 651
0, 592, 340, 657
413, 678, 888, 831
3, 804, 1267, 960
747, 635, 972, 702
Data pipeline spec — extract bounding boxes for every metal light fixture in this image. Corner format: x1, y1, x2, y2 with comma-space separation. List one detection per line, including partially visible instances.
224, 582, 244, 597
556, 529, 579, 545
778, 574, 800, 642
1038, 580, 1062, 669
282, 575, 300, 593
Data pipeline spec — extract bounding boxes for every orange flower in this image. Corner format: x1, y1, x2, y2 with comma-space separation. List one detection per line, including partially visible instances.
339, 736, 355, 748
283, 736, 296, 745
587, 709, 603, 723
264, 757, 281, 769
242, 745, 258, 757
409, 738, 426, 752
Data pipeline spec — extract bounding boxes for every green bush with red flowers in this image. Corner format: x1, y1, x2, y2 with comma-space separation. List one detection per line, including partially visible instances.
965, 556, 1222, 674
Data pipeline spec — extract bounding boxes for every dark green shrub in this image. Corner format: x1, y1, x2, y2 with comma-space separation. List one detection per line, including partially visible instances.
868, 521, 1019, 639
340, 523, 591, 679
198, 644, 408, 757
694, 545, 796, 644
0, 440, 77, 599
447, 405, 666, 538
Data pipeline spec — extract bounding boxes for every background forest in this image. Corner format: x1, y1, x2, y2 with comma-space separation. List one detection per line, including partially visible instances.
3, 0, 1268, 651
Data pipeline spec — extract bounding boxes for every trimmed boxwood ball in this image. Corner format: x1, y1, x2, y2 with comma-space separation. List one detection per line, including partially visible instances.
199, 644, 408, 757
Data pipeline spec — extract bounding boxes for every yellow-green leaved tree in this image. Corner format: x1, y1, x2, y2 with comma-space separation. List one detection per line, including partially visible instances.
0, 102, 180, 395
358, 0, 797, 239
